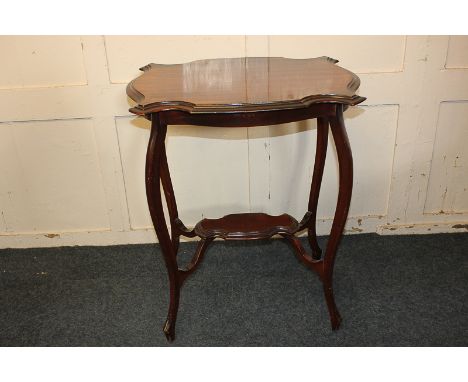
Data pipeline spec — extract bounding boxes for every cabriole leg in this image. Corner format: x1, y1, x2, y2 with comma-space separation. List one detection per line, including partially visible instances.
307, 117, 329, 260
179, 238, 213, 284
160, 144, 181, 254
323, 104, 353, 330
145, 113, 180, 342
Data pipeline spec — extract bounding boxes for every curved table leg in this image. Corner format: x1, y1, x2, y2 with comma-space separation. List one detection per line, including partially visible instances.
179, 238, 213, 285
307, 117, 329, 260
160, 144, 181, 254
282, 234, 322, 276
145, 113, 180, 342
323, 104, 353, 330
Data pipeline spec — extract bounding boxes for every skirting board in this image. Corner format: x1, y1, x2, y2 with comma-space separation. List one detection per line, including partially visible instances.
1, 217, 467, 249
377, 222, 468, 235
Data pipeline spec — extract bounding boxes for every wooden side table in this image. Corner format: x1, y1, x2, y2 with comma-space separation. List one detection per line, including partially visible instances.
127, 57, 366, 342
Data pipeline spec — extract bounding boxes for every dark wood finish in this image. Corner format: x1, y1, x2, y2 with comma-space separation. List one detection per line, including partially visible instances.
307, 117, 329, 259
179, 238, 213, 285
281, 235, 322, 276
129, 56, 364, 342
127, 56, 365, 115
323, 104, 354, 329
145, 114, 180, 341
195, 212, 299, 240
160, 143, 181, 253
157, 104, 337, 127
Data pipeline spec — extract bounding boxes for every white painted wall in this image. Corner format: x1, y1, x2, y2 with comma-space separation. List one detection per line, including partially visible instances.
0, 35, 467, 248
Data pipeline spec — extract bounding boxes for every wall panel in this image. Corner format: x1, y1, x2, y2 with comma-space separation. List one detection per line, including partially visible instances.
0, 36, 87, 89
268, 36, 406, 73
0, 119, 109, 233
445, 36, 468, 68
105, 36, 246, 84
424, 101, 468, 214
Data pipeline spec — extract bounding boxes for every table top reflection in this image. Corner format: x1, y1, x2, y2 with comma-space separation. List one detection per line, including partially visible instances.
126, 56, 365, 114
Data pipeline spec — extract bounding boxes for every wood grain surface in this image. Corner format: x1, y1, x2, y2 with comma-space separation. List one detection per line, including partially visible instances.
127, 56, 365, 114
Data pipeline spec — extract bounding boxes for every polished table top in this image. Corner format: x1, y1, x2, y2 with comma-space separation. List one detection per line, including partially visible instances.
127, 56, 365, 115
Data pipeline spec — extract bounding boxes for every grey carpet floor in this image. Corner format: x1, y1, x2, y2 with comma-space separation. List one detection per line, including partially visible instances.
0, 233, 467, 346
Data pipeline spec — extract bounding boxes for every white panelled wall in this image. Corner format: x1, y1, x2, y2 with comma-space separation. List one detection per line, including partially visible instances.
0, 35, 467, 248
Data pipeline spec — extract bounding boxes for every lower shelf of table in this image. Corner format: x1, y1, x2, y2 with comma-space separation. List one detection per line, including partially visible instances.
193, 212, 299, 240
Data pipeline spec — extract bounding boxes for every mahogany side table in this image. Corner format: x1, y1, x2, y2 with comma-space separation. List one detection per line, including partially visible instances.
126, 56, 366, 342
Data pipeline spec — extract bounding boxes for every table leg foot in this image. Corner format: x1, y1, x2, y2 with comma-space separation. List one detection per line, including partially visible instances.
323, 279, 342, 330
163, 276, 180, 343
163, 319, 176, 342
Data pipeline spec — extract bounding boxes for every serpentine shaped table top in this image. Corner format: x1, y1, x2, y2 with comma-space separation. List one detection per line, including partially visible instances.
126, 56, 366, 115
